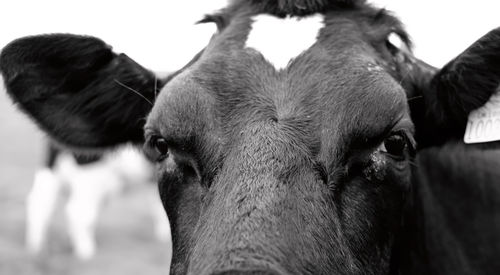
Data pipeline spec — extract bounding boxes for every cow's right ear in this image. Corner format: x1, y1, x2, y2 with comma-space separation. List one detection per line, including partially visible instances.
0, 34, 162, 149
408, 27, 500, 147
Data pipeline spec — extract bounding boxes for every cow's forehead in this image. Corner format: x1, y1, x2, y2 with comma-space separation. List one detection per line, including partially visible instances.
196, 3, 407, 67
148, 5, 409, 157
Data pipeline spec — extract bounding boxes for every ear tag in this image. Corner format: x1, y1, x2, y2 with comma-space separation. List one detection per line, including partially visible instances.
464, 90, 500, 144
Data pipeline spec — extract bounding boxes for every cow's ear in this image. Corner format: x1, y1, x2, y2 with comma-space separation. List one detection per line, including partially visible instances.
0, 34, 161, 149
410, 27, 500, 147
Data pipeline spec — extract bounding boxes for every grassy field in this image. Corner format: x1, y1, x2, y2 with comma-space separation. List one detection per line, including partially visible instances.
0, 83, 171, 274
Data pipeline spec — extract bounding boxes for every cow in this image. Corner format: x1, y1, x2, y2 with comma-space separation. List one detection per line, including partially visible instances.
25, 142, 171, 260
1, 0, 500, 274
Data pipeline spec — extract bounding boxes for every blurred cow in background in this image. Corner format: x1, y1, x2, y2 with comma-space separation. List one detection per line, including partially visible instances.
25, 142, 171, 260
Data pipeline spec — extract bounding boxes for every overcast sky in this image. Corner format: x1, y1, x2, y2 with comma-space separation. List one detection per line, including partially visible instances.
1, 0, 499, 72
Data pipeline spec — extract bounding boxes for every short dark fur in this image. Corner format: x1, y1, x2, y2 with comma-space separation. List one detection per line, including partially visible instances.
236, 0, 365, 17
392, 142, 500, 275
2, 1, 500, 275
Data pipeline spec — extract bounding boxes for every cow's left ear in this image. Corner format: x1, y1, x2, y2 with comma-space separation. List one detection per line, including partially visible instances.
409, 27, 500, 147
1, 34, 163, 149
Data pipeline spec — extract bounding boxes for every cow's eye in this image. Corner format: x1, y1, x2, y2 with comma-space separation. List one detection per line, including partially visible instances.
379, 132, 412, 160
145, 135, 169, 162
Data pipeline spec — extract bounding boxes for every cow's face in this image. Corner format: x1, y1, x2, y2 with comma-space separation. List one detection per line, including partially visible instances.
2, 0, 500, 274
144, 2, 415, 274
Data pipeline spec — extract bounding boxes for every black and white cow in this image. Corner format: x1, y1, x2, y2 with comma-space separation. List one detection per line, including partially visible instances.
1, 0, 500, 274
26, 142, 171, 260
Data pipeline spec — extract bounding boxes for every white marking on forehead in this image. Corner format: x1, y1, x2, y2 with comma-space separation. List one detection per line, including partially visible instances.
245, 14, 325, 70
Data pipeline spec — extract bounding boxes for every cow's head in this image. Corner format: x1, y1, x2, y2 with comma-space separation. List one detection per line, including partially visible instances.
2, 0, 500, 274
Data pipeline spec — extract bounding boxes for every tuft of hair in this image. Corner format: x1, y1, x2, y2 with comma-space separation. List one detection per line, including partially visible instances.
197, 13, 230, 31
235, 0, 366, 17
